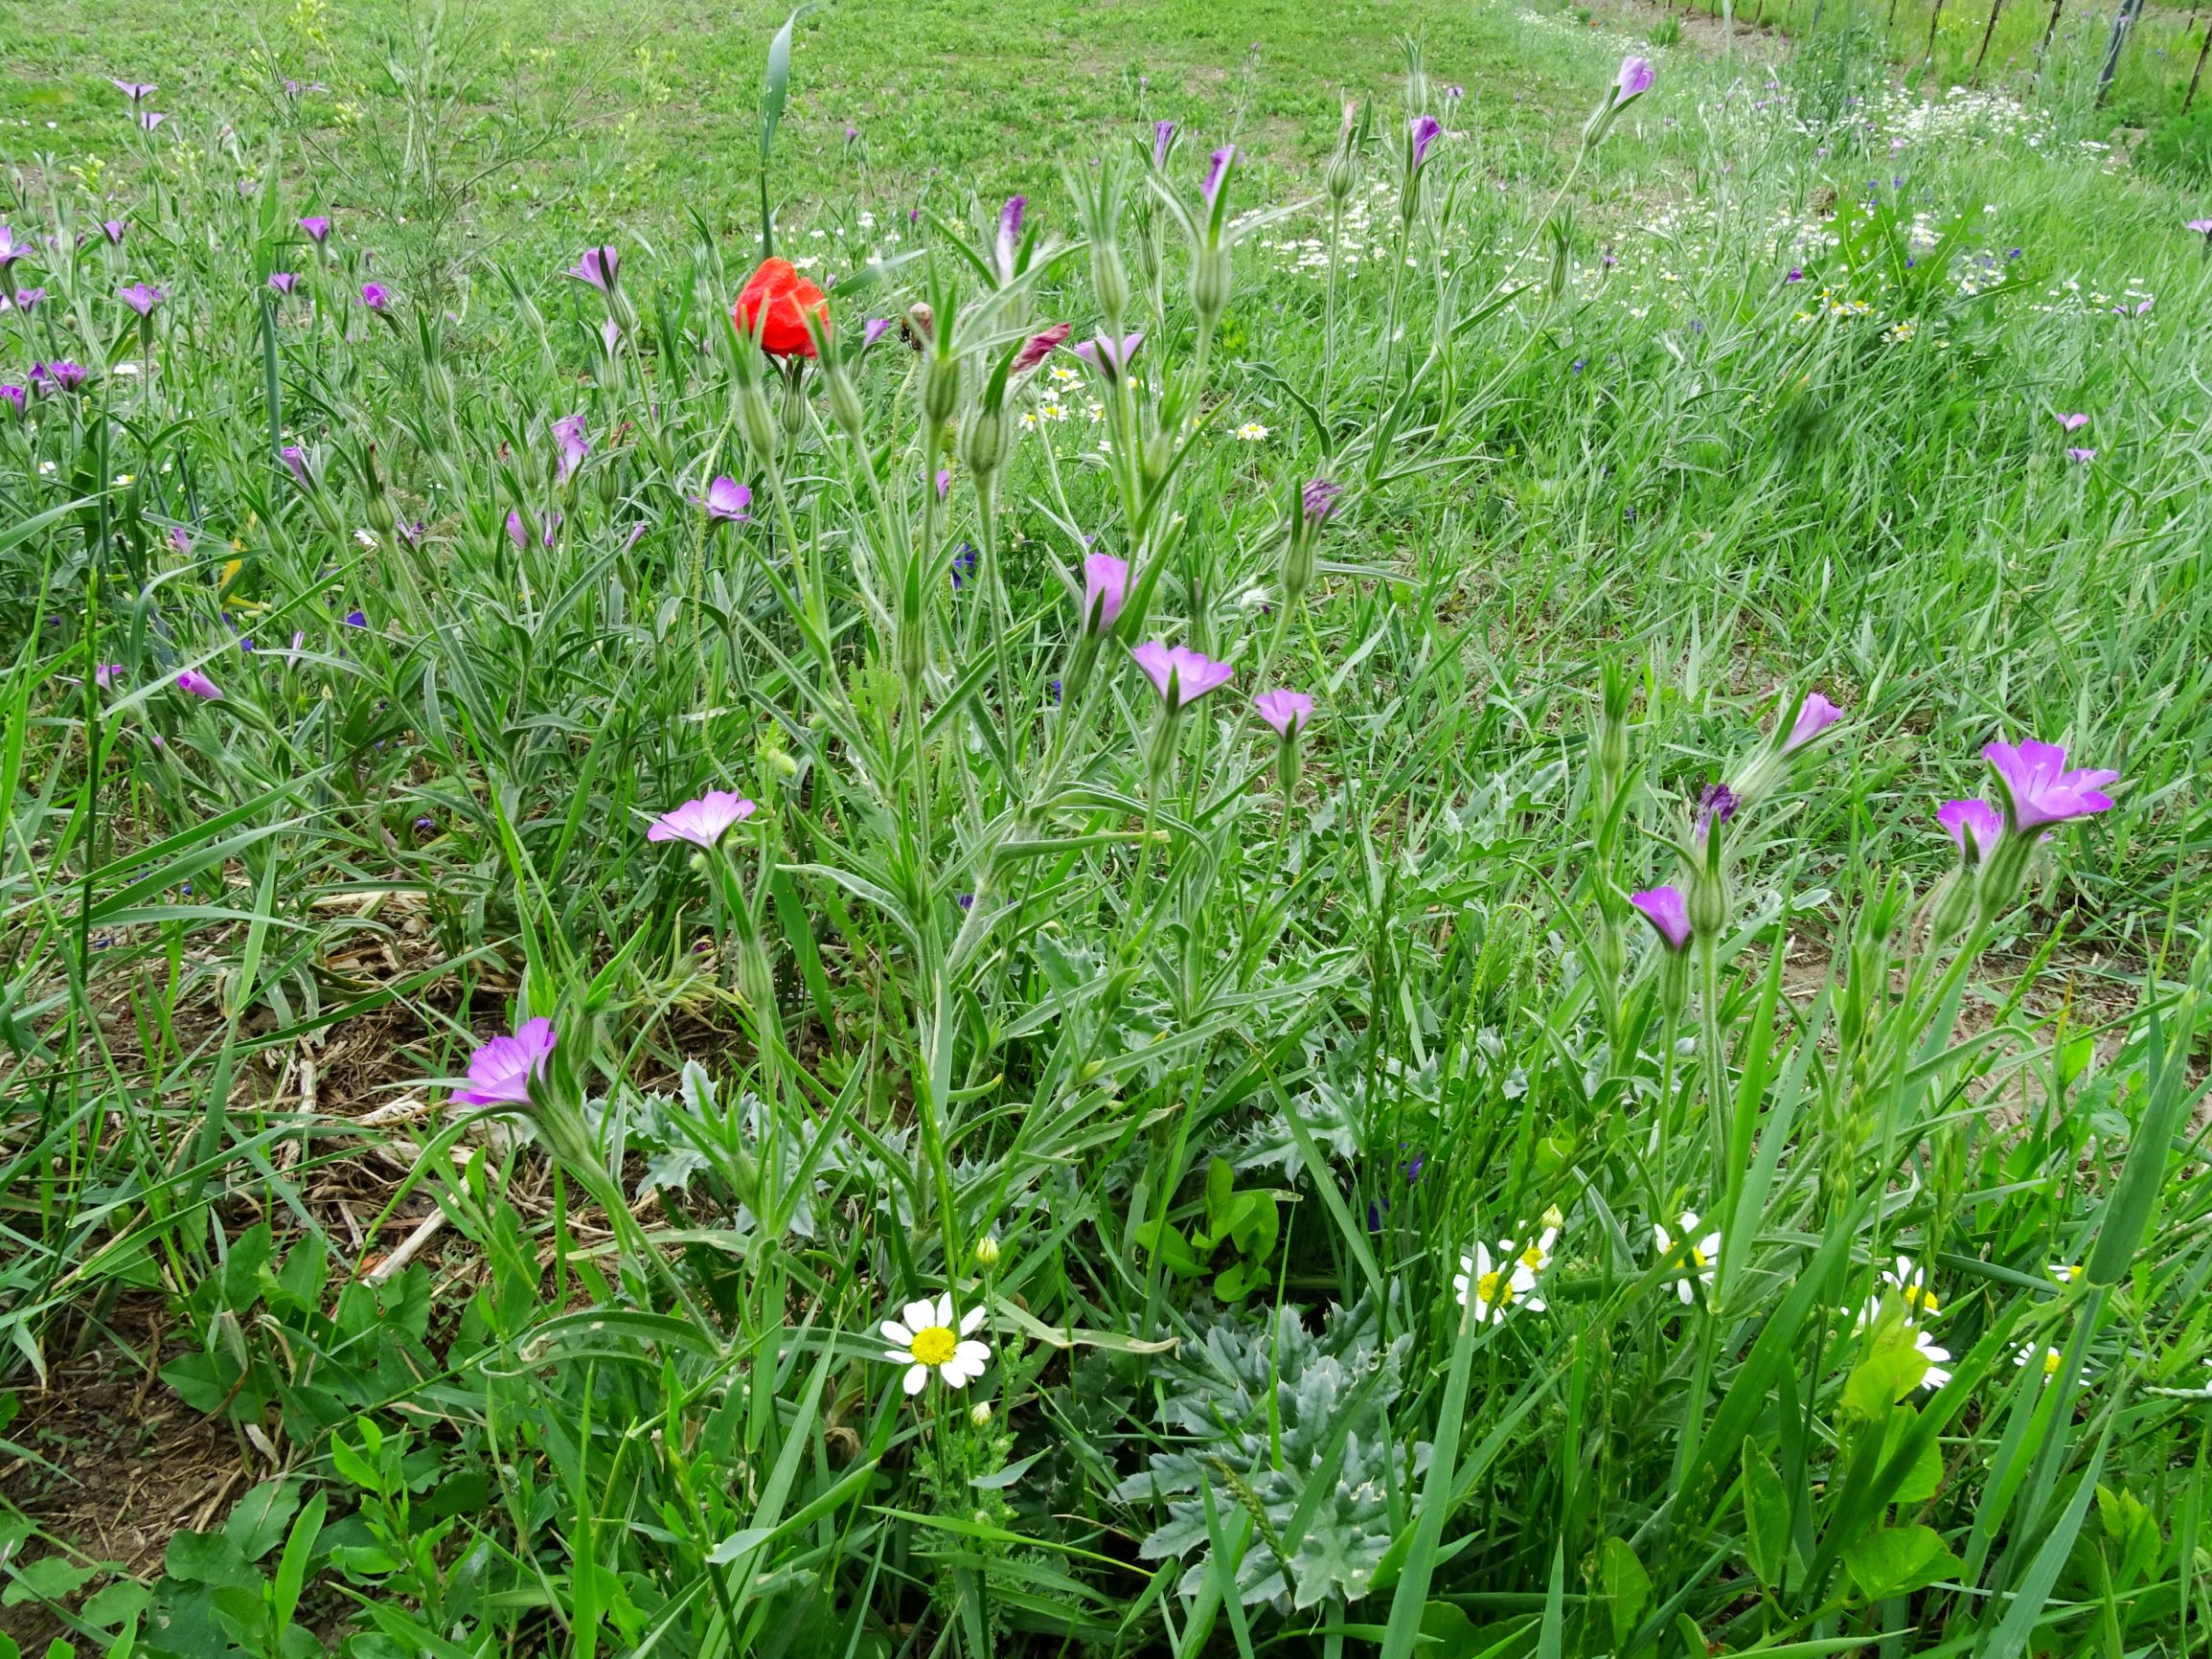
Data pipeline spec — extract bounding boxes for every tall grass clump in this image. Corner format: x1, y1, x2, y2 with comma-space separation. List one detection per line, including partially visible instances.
2, 11, 2211, 1659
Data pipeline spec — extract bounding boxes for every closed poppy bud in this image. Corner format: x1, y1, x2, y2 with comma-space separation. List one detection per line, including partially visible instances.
734, 257, 828, 358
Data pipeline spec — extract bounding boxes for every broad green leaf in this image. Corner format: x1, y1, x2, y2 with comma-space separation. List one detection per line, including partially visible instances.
1743, 1439, 1791, 1590
1841, 1524, 1960, 1602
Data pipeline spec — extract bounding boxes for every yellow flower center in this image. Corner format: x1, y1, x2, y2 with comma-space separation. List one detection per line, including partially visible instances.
1477, 1270, 1512, 1307
1689, 1246, 1708, 1268
2041, 1350, 2062, 1376
910, 1326, 958, 1367
1519, 1245, 1546, 1271
1904, 1285, 1939, 1314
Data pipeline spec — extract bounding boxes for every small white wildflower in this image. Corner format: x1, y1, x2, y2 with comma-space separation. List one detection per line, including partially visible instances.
1655, 1212, 1720, 1305
881, 1294, 992, 1395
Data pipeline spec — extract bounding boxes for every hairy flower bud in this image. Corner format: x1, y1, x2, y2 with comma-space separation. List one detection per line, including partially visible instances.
826, 357, 867, 441
924, 347, 962, 430
738, 375, 777, 469
1191, 242, 1231, 330
1090, 237, 1130, 332
960, 403, 1012, 484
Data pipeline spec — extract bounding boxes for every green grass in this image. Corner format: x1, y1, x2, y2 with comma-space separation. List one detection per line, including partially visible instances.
4, 2, 2212, 1658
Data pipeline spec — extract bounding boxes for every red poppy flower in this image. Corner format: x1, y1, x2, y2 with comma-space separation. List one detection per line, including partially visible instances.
735, 257, 828, 357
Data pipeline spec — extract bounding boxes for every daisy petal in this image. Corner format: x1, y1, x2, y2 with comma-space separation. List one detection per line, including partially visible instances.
880, 1321, 914, 1345
933, 1293, 954, 1329
954, 1339, 990, 1370
903, 1300, 938, 1333
961, 1305, 987, 1334
903, 1363, 928, 1396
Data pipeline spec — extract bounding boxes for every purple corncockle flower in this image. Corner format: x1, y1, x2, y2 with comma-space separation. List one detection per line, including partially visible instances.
1937, 799, 2003, 863
600, 316, 622, 354
1152, 120, 1176, 168
698, 475, 752, 522
175, 669, 222, 700
994, 194, 1025, 282
300, 216, 331, 245
1202, 146, 1234, 209
360, 282, 390, 312
955, 893, 974, 910
138, 111, 166, 131
2054, 412, 2088, 432
1302, 477, 1343, 523
1131, 641, 1233, 711
11, 286, 44, 310
1629, 886, 1692, 951
1071, 331, 1143, 375
1082, 552, 1129, 632
94, 664, 123, 689
844, 123, 859, 148
507, 510, 529, 548
38, 361, 87, 392
100, 219, 126, 245
949, 542, 977, 589
121, 282, 165, 316
267, 271, 299, 294
1696, 782, 1738, 840
2065, 446, 2095, 463
567, 244, 619, 290
1408, 115, 1442, 170
344, 609, 368, 627
450, 1017, 557, 1105
1015, 321, 1070, 370
553, 412, 588, 484
0, 386, 23, 418
862, 316, 895, 348
111, 79, 156, 102
169, 526, 192, 554
280, 444, 309, 488
1254, 688, 1313, 740
1982, 739, 2119, 831
0, 226, 32, 268
935, 467, 951, 500
2189, 217, 2212, 236
1617, 56, 1655, 102
647, 790, 758, 849
1786, 267, 1804, 283
1785, 692, 1841, 752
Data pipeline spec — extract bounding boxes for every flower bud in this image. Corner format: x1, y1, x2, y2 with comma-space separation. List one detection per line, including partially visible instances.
923, 348, 962, 431
969, 1400, 992, 1427
975, 1234, 1001, 1267
779, 366, 810, 450
1687, 862, 1729, 942
1191, 242, 1231, 330
826, 357, 867, 441
1090, 238, 1130, 332
960, 403, 1012, 485
738, 377, 776, 470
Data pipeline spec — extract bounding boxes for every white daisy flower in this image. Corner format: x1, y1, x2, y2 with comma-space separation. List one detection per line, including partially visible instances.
2012, 1342, 2071, 1381
1453, 1240, 1542, 1322
1882, 1256, 1941, 1318
1233, 421, 1269, 442
880, 1294, 991, 1395
1505, 1217, 1562, 1277
1655, 1212, 1721, 1305
2047, 1261, 2083, 1287
1912, 1327, 1952, 1390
